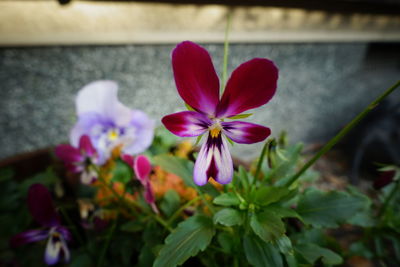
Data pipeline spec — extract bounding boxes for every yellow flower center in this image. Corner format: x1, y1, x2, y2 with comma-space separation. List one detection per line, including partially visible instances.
108, 129, 119, 141
209, 121, 222, 138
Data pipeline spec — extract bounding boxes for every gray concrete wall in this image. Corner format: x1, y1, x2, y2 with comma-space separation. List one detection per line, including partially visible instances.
0, 43, 399, 160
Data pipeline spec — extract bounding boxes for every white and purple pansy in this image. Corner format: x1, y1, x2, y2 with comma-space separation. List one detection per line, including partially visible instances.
10, 184, 71, 266
70, 80, 155, 164
55, 134, 99, 184
162, 41, 278, 186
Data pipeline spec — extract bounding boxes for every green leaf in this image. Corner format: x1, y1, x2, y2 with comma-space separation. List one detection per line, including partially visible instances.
226, 136, 235, 146
185, 103, 196, 111
213, 208, 243, 226
349, 242, 374, 259
243, 234, 283, 267
138, 245, 155, 267
120, 220, 144, 233
194, 135, 203, 147
295, 243, 343, 265
153, 155, 195, 188
19, 168, 58, 194
217, 232, 233, 253
266, 205, 302, 220
213, 192, 240, 206
237, 166, 250, 192
111, 159, 133, 184
228, 113, 253, 119
250, 210, 285, 242
160, 190, 181, 217
255, 187, 291, 206
0, 168, 14, 183
346, 187, 374, 227
69, 252, 93, 267
275, 235, 293, 254
154, 215, 215, 267
270, 143, 304, 185
297, 189, 368, 228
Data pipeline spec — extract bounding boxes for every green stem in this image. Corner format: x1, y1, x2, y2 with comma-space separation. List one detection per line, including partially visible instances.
97, 174, 172, 232
221, 11, 232, 90
200, 193, 216, 214
285, 80, 400, 187
378, 179, 400, 219
253, 140, 270, 185
167, 196, 201, 224
97, 215, 118, 267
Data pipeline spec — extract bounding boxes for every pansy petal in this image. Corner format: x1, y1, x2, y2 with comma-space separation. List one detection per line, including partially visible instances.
45, 235, 61, 265
80, 169, 97, 185
172, 41, 220, 115
222, 121, 271, 144
61, 239, 71, 263
194, 133, 233, 186
57, 226, 72, 242
79, 135, 96, 157
121, 154, 134, 167
65, 163, 83, 173
162, 111, 211, 137
55, 145, 83, 164
144, 181, 159, 214
28, 184, 60, 227
134, 155, 152, 184
10, 229, 49, 247
120, 110, 155, 155
76, 80, 132, 126
216, 58, 278, 118
70, 112, 106, 147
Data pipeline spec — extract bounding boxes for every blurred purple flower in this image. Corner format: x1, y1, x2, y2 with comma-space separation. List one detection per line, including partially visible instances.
374, 170, 396, 190
71, 80, 155, 164
122, 154, 159, 213
162, 41, 278, 186
10, 184, 71, 266
55, 135, 99, 184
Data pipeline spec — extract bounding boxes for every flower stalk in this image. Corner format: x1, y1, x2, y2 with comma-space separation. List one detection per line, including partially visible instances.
221, 11, 232, 90
285, 80, 400, 187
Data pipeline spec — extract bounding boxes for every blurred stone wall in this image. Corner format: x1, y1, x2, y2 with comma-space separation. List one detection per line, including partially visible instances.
0, 43, 399, 160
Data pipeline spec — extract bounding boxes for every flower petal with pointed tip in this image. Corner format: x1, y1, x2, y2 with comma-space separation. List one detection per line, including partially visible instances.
162, 111, 211, 137
172, 41, 220, 115
144, 181, 159, 214
222, 121, 271, 144
134, 155, 152, 185
10, 229, 49, 247
55, 145, 83, 164
44, 233, 69, 265
121, 154, 134, 167
216, 58, 278, 118
28, 184, 60, 227
194, 133, 233, 186
79, 135, 96, 157
76, 80, 132, 126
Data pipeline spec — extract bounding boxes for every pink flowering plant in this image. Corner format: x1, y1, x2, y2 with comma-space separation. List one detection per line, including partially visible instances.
0, 39, 399, 267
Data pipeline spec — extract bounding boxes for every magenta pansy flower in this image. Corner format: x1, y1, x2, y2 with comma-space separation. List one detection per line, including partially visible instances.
10, 184, 71, 265
162, 41, 278, 186
122, 154, 158, 213
70, 80, 155, 164
55, 134, 99, 184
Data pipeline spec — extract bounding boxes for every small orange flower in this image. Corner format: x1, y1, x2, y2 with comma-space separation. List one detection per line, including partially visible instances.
150, 166, 197, 201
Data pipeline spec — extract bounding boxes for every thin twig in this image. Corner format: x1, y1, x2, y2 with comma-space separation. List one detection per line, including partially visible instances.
285, 80, 400, 187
